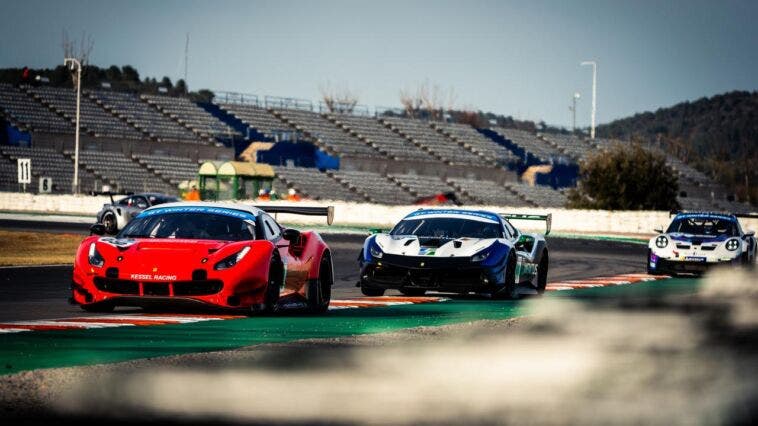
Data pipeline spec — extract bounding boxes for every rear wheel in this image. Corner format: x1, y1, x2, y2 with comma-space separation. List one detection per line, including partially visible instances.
307, 252, 333, 314
102, 212, 118, 235
536, 250, 548, 295
492, 253, 518, 300
399, 288, 426, 296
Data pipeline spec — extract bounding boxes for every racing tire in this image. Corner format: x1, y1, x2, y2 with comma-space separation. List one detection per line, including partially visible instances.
536, 250, 548, 295
492, 252, 518, 300
360, 285, 385, 297
307, 252, 333, 314
80, 301, 114, 313
102, 212, 118, 235
399, 288, 426, 296
257, 257, 283, 315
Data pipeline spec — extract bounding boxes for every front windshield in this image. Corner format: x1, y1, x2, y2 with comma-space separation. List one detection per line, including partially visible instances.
148, 195, 178, 205
118, 212, 256, 241
390, 217, 503, 239
666, 217, 738, 237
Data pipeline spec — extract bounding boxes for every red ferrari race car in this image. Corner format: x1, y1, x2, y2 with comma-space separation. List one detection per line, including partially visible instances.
71, 202, 335, 314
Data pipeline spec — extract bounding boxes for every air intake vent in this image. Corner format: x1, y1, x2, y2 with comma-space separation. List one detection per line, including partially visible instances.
106, 267, 119, 278
192, 269, 208, 281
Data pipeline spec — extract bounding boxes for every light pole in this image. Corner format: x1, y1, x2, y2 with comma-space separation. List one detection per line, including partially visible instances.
580, 60, 597, 139
570, 92, 580, 132
64, 57, 82, 194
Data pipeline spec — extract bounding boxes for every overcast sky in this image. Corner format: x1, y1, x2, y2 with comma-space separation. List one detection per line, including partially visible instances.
2, 0, 757, 127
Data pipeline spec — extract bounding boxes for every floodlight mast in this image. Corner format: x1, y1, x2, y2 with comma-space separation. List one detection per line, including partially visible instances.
580, 61, 597, 139
571, 92, 580, 132
64, 57, 82, 194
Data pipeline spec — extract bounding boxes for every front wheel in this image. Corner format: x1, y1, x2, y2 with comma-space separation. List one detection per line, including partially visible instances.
80, 301, 114, 313
399, 288, 426, 296
307, 253, 333, 314
360, 285, 385, 297
492, 253, 518, 300
256, 257, 282, 315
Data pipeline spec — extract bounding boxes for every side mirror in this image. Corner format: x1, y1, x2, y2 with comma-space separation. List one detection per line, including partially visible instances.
90, 224, 106, 235
282, 228, 301, 242
745, 231, 755, 238
654, 228, 663, 234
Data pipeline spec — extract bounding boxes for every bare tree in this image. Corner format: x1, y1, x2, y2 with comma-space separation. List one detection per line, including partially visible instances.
319, 82, 359, 114
400, 81, 456, 120
61, 30, 94, 86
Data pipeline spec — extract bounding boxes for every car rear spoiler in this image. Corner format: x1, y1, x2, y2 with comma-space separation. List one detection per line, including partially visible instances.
669, 210, 758, 219
500, 213, 552, 235
255, 205, 335, 225
91, 191, 133, 204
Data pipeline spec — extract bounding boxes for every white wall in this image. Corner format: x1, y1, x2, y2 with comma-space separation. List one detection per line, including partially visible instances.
0, 193, 755, 236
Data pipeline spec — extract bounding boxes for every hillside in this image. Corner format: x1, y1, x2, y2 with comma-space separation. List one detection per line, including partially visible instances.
597, 91, 758, 205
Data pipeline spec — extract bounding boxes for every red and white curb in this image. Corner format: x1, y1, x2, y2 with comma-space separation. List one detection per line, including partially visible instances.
0, 275, 668, 334
545, 273, 669, 291
0, 297, 446, 334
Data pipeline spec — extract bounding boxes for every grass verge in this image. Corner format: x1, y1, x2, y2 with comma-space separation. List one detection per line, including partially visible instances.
0, 230, 83, 266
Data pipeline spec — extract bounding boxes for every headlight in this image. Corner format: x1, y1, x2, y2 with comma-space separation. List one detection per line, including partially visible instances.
88, 242, 104, 268
369, 244, 383, 259
655, 236, 668, 248
471, 250, 489, 262
725, 239, 740, 251
214, 247, 251, 270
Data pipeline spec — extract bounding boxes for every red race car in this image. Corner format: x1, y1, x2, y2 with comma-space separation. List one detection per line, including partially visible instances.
71, 202, 335, 314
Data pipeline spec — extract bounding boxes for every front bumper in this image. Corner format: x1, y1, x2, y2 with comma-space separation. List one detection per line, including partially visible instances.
648, 252, 741, 275
72, 271, 267, 309
360, 254, 503, 292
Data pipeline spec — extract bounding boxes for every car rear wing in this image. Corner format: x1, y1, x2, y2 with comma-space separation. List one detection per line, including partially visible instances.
500, 213, 552, 235
255, 205, 335, 225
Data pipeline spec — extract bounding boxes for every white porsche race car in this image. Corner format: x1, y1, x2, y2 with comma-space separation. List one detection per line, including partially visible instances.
648, 211, 756, 276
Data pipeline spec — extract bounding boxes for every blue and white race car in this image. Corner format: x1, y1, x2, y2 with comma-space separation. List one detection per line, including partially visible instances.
648, 212, 756, 276
358, 209, 551, 299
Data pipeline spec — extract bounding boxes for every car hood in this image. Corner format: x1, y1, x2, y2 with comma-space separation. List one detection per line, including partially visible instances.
667, 233, 732, 244
93, 237, 247, 280
373, 233, 498, 257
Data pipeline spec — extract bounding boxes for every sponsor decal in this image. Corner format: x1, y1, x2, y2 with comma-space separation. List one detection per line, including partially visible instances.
405, 209, 500, 223
130, 273, 178, 281
418, 247, 436, 256
98, 237, 137, 248
138, 206, 257, 221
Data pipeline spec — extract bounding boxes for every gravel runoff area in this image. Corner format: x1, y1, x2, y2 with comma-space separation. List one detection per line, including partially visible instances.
1, 268, 757, 425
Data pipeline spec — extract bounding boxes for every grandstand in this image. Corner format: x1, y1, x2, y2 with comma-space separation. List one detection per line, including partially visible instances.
24, 86, 145, 139
272, 165, 367, 202
0, 145, 97, 193
0, 79, 752, 212
217, 103, 289, 140
272, 109, 378, 157
0, 84, 74, 134
330, 169, 416, 205
327, 113, 434, 162
143, 94, 241, 141
66, 149, 175, 194
382, 117, 483, 166
89, 90, 202, 143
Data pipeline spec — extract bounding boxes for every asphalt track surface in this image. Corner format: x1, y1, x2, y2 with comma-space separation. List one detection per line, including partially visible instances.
0, 222, 647, 321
